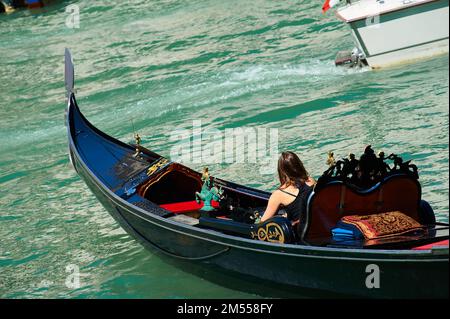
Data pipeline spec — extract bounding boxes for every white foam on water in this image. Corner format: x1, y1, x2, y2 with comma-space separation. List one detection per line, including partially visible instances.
0, 60, 369, 155
124, 61, 369, 120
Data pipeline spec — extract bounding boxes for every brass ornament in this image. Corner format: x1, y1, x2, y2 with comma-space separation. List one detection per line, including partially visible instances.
147, 158, 169, 176
257, 222, 285, 244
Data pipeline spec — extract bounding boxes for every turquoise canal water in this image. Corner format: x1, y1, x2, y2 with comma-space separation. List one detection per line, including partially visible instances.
0, 0, 448, 298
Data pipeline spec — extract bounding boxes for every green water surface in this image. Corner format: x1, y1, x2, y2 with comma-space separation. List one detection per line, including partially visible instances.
0, 0, 448, 298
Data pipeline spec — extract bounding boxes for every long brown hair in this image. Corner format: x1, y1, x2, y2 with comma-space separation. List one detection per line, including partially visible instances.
277, 151, 309, 187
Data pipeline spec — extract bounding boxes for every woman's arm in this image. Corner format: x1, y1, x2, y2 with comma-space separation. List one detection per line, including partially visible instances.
260, 191, 282, 223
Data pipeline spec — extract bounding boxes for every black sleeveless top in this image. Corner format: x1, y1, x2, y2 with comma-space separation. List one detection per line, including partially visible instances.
278, 183, 313, 222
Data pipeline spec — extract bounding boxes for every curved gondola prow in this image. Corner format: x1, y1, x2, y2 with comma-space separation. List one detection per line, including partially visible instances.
65, 48, 75, 99
64, 49, 160, 159
64, 49, 162, 186
64, 48, 77, 151
65, 48, 76, 169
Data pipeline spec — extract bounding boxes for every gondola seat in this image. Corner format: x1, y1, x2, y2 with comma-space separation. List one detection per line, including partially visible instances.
160, 200, 219, 214
298, 174, 423, 242
198, 216, 297, 244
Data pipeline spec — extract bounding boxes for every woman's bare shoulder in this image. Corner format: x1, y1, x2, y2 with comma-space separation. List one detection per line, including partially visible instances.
272, 188, 291, 201
271, 189, 283, 197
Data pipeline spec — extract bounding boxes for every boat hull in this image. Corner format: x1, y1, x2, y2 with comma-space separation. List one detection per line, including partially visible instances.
338, 0, 449, 68
70, 146, 449, 298
0, 0, 58, 11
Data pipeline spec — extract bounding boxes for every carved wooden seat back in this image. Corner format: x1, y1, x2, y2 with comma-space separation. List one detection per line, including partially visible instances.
298, 146, 422, 242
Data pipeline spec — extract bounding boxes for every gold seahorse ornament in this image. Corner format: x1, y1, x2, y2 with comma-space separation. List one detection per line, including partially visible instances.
326, 151, 336, 167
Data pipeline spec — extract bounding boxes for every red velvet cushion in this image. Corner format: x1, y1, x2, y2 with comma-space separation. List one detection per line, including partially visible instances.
160, 201, 219, 213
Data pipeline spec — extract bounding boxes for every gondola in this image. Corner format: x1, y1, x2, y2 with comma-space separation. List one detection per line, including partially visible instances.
64, 49, 449, 298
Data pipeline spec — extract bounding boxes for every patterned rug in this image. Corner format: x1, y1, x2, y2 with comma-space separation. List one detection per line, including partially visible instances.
339, 211, 424, 240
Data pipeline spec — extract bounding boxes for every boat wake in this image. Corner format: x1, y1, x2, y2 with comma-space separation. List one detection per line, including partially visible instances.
128, 61, 369, 122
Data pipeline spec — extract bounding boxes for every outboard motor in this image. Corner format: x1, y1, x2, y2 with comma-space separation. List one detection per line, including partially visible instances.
335, 47, 368, 68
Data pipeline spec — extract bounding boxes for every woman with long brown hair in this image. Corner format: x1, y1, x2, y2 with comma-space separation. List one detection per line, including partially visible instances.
260, 151, 315, 225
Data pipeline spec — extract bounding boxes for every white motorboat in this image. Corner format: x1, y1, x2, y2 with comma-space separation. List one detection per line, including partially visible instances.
325, 0, 449, 68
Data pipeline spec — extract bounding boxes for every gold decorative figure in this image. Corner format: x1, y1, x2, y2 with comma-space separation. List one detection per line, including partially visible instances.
134, 133, 141, 145
133, 133, 142, 157
201, 167, 209, 182
146, 158, 169, 176
326, 151, 336, 167
195, 167, 223, 212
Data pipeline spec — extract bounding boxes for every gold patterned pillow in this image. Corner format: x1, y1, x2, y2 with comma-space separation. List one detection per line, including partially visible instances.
340, 211, 424, 240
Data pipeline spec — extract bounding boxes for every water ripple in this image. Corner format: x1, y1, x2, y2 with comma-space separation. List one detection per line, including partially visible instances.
0, 0, 448, 299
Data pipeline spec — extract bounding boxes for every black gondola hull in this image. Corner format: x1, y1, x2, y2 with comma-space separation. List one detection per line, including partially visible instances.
70, 142, 449, 298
